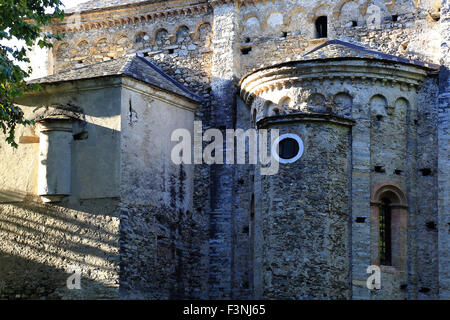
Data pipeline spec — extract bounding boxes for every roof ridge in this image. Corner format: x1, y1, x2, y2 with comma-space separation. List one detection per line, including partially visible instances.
303, 39, 439, 70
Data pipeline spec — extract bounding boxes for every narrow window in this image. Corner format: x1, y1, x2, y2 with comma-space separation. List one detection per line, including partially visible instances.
315, 16, 328, 38
379, 198, 392, 265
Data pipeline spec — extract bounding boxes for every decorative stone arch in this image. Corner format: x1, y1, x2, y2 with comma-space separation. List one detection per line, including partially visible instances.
361, 0, 392, 15
311, 3, 333, 21
394, 96, 410, 107
264, 11, 285, 33
174, 25, 192, 44
94, 37, 108, 45
285, 7, 306, 30
287, 7, 306, 21
334, 0, 361, 25
306, 93, 329, 113
333, 92, 353, 116
134, 31, 151, 50
241, 14, 262, 36
93, 37, 109, 54
114, 34, 129, 44
264, 100, 280, 117
74, 39, 91, 63
53, 41, 69, 57
369, 94, 389, 117
54, 41, 69, 52
75, 39, 90, 53
333, 0, 359, 18
393, 97, 410, 120
193, 21, 212, 40
370, 182, 408, 271
278, 97, 291, 112
154, 28, 169, 45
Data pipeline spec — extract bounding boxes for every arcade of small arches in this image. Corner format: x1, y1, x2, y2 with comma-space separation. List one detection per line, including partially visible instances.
53, 22, 212, 71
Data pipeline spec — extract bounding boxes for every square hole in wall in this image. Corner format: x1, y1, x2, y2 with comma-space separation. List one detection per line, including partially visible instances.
420, 168, 432, 176
241, 47, 252, 55
374, 166, 386, 173
392, 15, 398, 22
394, 169, 403, 175
426, 221, 437, 230
356, 217, 366, 223
352, 21, 358, 27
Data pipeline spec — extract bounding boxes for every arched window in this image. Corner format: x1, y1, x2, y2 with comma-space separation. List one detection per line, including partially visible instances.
379, 198, 392, 266
370, 183, 408, 270
315, 16, 328, 38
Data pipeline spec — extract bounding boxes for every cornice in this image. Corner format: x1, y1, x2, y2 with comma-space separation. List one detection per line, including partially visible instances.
257, 113, 355, 129
239, 58, 429, 106
51, 1, 211, 33
49, 0, 286, 32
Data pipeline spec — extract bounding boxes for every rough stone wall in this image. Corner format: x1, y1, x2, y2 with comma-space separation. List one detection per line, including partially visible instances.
438, 0, 450, 300
0, 199, 120, 300
368, 85, 412, 300
19, 0, 447, 300
0, 79, 123, 299
230, 97, 254, 299
51, 7, 213, 96
414, 78, 440, 299
255, 120, 351, 299
237, 0, 441, 77
118, 79, 208, 299
207, 2, 241, 299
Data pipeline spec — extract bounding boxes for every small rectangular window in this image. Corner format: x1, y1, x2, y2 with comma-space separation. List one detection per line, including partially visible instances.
315, 16, 328, 39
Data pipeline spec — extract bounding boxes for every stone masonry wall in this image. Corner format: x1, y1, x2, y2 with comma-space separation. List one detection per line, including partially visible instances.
20, 0, 446, 300
0, 198, 120, 300
256, 120, 351, 299
438, 0, 450, 299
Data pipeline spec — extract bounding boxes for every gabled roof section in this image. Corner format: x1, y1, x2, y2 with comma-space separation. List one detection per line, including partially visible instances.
302, 39, 440, 70
29, 55, 202, 103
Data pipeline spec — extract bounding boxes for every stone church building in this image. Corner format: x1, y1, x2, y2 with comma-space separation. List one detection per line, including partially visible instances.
0, 0, 449, 300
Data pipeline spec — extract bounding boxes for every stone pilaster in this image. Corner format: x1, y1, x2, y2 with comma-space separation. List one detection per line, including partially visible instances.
438, 0, 450, 300
350, 103, 372, 299
208, 0, 240, 299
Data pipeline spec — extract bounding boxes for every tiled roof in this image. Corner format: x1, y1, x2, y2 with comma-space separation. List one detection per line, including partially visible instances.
302, 40, 440, 70
29, 55, 202, 103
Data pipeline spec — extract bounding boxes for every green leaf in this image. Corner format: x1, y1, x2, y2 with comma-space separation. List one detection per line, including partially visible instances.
0, 0, 65, 147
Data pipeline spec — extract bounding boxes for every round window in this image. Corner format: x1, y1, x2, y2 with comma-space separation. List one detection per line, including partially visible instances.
272, 134, 304, 164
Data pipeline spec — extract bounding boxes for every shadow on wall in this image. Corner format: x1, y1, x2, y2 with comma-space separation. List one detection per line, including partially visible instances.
0, 192, 120, 300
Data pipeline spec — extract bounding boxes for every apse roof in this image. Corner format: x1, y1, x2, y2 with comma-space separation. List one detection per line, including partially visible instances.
29, 55, 202, 103
301, 39, 440, 70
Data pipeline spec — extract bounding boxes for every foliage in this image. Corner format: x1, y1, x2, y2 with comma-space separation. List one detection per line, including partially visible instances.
0, 0, 64, 147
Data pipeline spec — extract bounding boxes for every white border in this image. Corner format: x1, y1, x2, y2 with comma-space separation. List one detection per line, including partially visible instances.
272, 133, 304, 164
